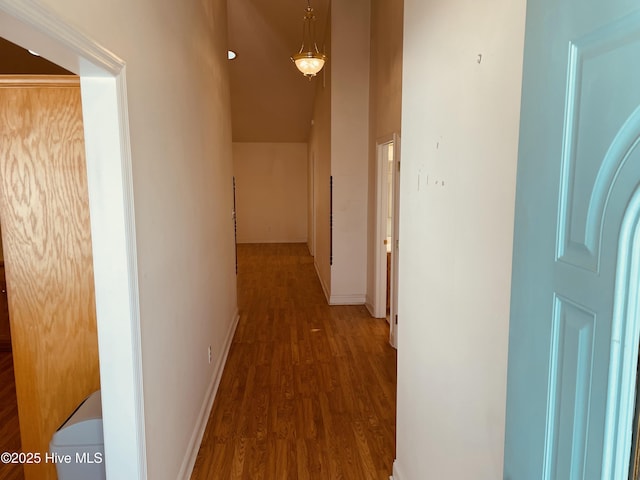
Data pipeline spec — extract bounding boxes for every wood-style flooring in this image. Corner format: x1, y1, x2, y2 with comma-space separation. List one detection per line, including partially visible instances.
191, 243, 397, 480
0, 351, 23, 480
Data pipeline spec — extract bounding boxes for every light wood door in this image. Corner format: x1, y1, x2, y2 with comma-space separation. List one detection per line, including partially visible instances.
0, 76, 100, 480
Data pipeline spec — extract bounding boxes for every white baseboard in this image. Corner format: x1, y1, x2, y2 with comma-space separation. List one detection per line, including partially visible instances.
392, 459, 404, 480
312, 260, 366, 306
178, 308, 240, 479
329, 294, 366, 305
365, 300, 375, 317
365, 297, 389, 320
314, 258, 331, 303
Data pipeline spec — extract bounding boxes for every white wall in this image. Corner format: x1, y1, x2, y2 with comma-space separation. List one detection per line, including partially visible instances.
329, 0, 370, 305
309, 0, 370, 305
309, 9, 332, 298
25, 0, 238, 478
233, 142, 307, 244
395, 0, 526, 478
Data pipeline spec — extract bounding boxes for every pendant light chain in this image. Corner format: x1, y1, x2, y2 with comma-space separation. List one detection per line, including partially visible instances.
290, 0, 327, 78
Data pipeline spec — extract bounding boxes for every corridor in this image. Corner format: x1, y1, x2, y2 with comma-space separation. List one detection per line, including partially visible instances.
191, 243, 397, 479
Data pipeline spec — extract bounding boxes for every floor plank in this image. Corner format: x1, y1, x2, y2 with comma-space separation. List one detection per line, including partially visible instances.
191, 243, 396, 480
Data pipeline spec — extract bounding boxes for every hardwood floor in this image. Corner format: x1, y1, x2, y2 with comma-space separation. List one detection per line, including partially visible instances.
191, 243, 397, 480
0, 351, 23, 480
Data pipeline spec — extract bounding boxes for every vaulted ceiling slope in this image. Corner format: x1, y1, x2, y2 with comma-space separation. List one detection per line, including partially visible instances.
227, 0, 329, 143
1, 0, 327, 144
0, 37, 71, 74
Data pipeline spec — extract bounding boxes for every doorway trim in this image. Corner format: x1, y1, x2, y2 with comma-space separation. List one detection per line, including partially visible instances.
373, 134, 400, 348
0, 2, 146, 479
601, 184, 640, 478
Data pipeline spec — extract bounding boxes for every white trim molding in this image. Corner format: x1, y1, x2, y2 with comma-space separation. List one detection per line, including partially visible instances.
314, 259, 331, 303
329, 294, 367, 305
365, 299, 376, 317
392, 459, 405, 480
179, 310, 240, 479
0, 2, 146, 478
373, 134, 395, 319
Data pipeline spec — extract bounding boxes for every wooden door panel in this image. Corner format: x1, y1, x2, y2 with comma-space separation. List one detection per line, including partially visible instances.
0, 76, 100, 480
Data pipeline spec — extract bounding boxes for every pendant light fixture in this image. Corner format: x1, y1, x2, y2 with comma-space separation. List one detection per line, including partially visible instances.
291, 0, 327, 79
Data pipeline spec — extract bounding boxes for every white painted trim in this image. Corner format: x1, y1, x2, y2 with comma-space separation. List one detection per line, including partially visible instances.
392, 459, 404, 480
0, 0, 123, 76
365, 299, 375, 317
373, 137, 393, 319
373, 134, 400, 348
314, 259, 331, 303
389, 133, 401, 350
82, 72, 146, 480
601, 185, 640, 479
329, 294, 367, 305
179, 310, 240, 479
314, 259, 366, 306
0, 2, 146, 479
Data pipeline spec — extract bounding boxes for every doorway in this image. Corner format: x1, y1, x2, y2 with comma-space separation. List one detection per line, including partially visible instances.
0, 38, 74, 480
0, 228, 10, 352
0, 3, 145, 478
0, 221, 21, 480
374, 135, 400, 348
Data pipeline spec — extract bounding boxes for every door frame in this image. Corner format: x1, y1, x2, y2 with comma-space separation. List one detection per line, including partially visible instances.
374, 134, 400, 348
602, 184, 640, 478
0, 3, 146, 479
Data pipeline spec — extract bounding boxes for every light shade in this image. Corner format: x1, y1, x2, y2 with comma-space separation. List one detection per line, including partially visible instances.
291, 4, 327, 79
292, 52, 326, 77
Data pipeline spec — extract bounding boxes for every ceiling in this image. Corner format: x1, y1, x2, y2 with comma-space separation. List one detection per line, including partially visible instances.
0, 0, 329, 143
0, 37, 71, 75
227, 0, 329, 143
